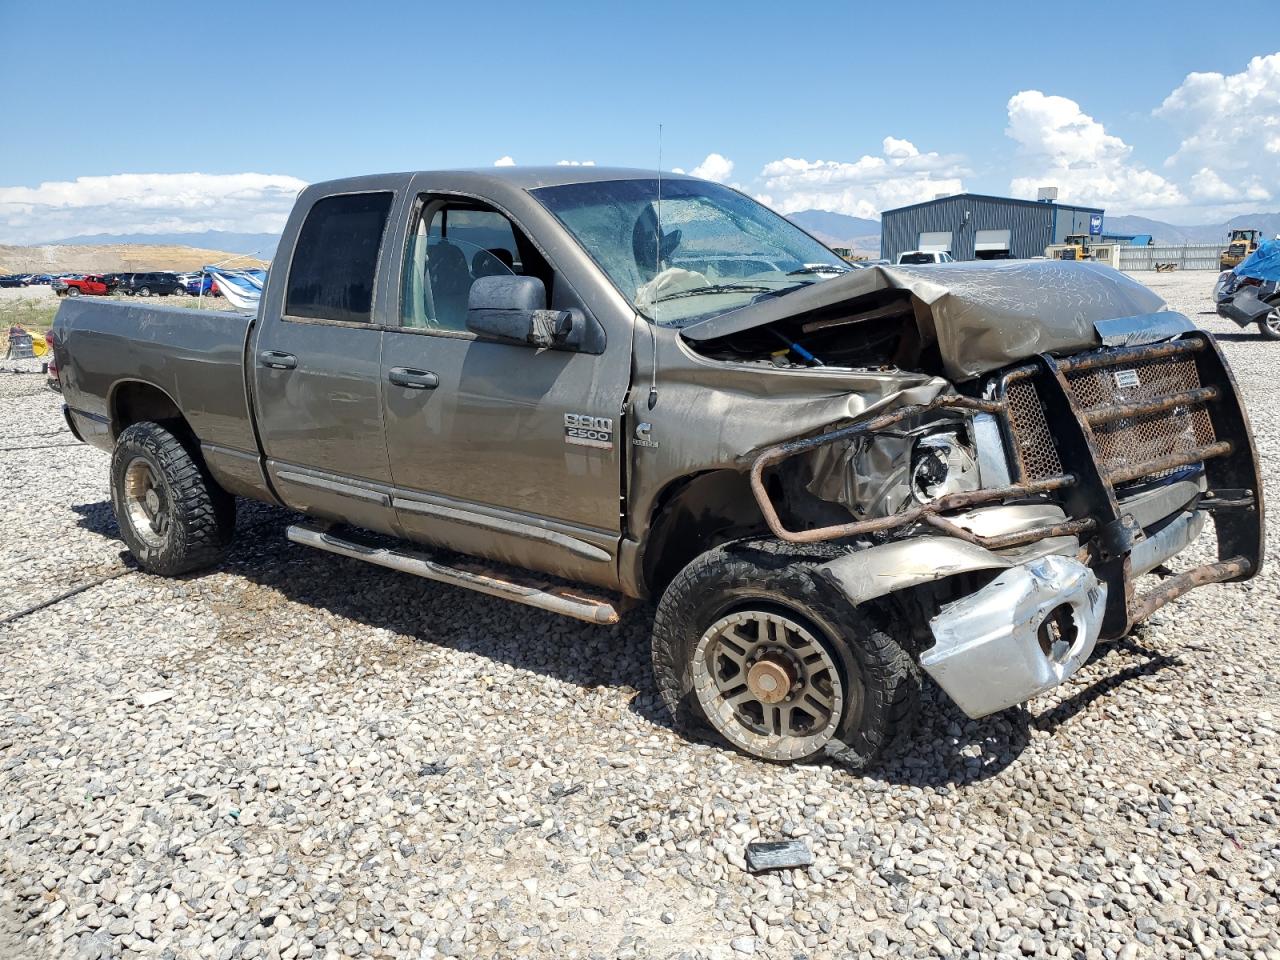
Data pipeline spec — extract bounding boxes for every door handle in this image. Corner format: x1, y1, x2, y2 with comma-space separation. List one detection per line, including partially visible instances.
388, 367, 439, 390
259, 350, 297, 370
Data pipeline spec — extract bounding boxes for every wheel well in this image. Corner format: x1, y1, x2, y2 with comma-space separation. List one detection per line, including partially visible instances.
110, 381, 191, 443
641, 470, 771, 598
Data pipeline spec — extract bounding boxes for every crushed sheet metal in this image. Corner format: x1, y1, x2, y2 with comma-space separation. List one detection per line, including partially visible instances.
820, 537, 1012, 607
681, 260, 1168, 382
922, 555, 1107, 719
1094, 311, 1196, 347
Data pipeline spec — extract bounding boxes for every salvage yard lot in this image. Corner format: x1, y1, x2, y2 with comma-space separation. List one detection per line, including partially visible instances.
1, 271, 1278, 959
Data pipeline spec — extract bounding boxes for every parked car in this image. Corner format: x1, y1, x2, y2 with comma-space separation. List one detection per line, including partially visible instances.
101, 273, 134, 292
122, 272, 184, 297
48, 167, 1264, 768
0, 274, 34, 287
1215, 239, 1280, 340
52, 275, 112, 297
31, 274, 55, 285
896, 251, 955, 265
187, 275, 215, 296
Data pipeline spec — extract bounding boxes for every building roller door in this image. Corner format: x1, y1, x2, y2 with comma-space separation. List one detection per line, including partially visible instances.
918, 231, 952, 253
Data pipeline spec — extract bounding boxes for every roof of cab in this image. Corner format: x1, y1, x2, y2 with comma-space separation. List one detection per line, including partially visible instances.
309, 166, 698, 195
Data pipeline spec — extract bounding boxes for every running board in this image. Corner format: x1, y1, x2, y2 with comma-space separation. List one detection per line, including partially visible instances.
286, 521, 621, 625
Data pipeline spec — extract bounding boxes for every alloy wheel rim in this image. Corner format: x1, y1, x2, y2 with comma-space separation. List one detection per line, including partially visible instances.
123, 457, 169, 547
692, 608, 845, 762
1267, 309, 1280, 334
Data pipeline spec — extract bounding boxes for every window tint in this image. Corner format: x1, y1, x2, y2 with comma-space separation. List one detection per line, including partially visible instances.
286, 192, 393, 324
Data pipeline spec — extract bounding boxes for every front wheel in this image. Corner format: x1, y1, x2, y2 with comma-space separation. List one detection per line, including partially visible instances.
65, 287, 80, 298
652, 540, 919, 768
110, 421, 235, 576
1260, 308, 1280, 340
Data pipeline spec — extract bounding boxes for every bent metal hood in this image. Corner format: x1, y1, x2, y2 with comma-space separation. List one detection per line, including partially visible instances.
680, 259, 1169, 382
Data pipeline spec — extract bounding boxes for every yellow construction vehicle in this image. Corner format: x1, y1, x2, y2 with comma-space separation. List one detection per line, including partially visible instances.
1220, 228, 1261, 271
1056, 234, 1092, 261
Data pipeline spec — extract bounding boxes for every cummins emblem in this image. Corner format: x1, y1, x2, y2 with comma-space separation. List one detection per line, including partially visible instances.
1113, 369, 1140, 389
634, 422, 659, 449
564, 413, 614, 449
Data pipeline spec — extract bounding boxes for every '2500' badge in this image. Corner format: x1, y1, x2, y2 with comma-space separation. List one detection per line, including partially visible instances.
564, 414, 614, 449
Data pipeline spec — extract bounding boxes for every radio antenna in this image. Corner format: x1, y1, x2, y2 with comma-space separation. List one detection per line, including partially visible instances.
655, 123, 663, 276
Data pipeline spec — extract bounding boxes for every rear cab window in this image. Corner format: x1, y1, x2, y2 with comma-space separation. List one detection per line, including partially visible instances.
286, 192, 394, 324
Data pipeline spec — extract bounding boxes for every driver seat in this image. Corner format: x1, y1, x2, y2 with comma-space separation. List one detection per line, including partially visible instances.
427, 241, 473, 331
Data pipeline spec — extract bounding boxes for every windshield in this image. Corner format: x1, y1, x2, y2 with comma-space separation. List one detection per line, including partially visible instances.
531, 178, 848, 326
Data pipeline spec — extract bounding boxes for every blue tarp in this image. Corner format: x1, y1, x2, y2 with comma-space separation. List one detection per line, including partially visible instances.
1234, 239, 1280, 282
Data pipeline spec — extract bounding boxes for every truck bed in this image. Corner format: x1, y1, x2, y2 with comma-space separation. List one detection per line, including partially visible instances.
54, 298, 268, 498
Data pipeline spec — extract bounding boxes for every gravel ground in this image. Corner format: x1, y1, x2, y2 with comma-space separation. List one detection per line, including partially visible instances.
1, 270, 1278, 960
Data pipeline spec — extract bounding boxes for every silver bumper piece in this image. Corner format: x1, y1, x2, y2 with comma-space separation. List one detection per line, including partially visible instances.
922, 555, 1107, 719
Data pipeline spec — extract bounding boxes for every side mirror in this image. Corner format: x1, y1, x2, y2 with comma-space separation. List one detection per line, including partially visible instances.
466, 275, 590, 350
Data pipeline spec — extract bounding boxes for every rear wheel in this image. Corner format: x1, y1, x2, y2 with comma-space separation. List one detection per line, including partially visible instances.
110, 421, 235, 576
1260, 308, 1280, 340
652, 539, 919, 768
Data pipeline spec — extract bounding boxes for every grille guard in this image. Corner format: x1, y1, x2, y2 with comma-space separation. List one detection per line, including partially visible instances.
748, 332, 1264, 638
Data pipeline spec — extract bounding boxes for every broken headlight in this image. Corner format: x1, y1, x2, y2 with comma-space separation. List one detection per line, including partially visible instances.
807, 413, 1010, 521
909, 431, 980, 503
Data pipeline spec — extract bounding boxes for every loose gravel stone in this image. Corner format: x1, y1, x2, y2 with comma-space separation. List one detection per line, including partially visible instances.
1, 271, 1278, 960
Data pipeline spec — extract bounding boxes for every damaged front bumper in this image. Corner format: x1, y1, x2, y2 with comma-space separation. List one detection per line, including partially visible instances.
753, 326, 1265, 716
922, 555, 1106, 718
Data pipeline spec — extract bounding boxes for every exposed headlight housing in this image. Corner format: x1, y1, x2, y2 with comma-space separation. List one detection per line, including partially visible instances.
909, 430, 980, 503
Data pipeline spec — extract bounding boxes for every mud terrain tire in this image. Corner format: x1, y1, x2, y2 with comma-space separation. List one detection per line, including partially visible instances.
110, 421, 235, 576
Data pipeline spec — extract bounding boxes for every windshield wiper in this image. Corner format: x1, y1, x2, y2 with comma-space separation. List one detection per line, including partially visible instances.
787, 264, 850, 276
650, 283, 779, 304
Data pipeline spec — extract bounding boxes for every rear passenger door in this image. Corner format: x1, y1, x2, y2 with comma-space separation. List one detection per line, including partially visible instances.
252, 188, 403, 536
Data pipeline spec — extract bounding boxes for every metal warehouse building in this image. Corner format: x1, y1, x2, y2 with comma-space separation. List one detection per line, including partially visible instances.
880, 192, 1104, 262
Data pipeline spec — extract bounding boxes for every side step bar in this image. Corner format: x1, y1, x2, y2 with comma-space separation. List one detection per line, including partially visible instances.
286, 521, 621, 625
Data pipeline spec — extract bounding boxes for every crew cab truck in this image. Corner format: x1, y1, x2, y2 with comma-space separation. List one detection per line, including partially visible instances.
49, 168, 1265, 768
53, 274, 113, 297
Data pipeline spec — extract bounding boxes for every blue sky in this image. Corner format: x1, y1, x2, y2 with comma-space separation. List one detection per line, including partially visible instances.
2, 0, 1279, 241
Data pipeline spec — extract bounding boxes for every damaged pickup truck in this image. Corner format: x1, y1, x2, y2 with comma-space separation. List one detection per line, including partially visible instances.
48, 168, 1264, 768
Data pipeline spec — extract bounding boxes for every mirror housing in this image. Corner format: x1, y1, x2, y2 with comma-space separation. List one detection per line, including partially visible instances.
466, 275, 603, 352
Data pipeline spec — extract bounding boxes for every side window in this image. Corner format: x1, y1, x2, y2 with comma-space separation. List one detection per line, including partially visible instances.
286, 192, 393, 324
401, 204, 520, 332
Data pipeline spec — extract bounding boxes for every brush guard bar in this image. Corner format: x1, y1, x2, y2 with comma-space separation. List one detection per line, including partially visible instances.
748, 332, 1264, 637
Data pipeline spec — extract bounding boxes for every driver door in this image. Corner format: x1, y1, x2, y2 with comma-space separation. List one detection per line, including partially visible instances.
379, 194, 630, 588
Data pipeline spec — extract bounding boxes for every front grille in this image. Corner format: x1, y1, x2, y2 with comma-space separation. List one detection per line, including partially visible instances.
1005, 380, 1063, 480
1005, 349, 1216, 485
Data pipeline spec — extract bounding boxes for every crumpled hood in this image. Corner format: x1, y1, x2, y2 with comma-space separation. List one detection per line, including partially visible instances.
680, 260, 1168, 381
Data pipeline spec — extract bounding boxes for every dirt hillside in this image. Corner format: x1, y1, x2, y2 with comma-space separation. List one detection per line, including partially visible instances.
0, 244, 270, 273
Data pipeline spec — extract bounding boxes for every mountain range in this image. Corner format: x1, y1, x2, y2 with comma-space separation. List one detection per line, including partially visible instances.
786, 209, 1280, 254
42, 230, 279, 257
30, 209, 1280, 262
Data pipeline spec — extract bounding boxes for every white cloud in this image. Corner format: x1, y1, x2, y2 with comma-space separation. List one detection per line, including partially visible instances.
493, 156, 516, 167
1155, 53, 1280, 207
689, 153, 735, 183
0, 172, 307, 244
1005, 90, 1184, 210
555, 160, 595, 166
756, 137, 967, 218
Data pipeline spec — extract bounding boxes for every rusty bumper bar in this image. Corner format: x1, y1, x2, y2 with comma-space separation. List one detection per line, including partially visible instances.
1128, 555, 1252, 623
